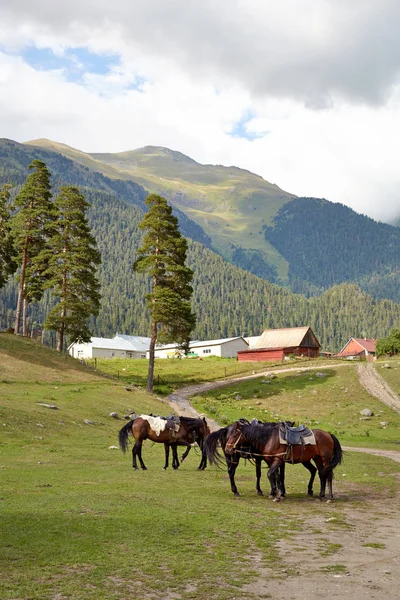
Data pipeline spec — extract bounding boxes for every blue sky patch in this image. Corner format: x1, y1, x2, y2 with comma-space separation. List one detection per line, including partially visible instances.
229, 111, 268, 141
20, 46, 120, 83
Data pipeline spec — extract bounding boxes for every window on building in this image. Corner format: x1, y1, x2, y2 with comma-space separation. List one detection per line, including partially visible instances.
202, 349, 211, 354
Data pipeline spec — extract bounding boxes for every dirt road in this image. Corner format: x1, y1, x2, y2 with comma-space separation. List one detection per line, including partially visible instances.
166, 363, 400, 599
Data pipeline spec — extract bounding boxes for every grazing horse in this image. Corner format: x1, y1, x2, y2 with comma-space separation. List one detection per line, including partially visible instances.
118, 415, 210, 470
223, 421, 342, 500
204, 420, 292, 497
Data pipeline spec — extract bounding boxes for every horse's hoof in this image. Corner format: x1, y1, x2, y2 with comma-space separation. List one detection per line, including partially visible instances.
141, 467, 147, 471
308, 491, 314, 497
233, 492, 240, 497
273, 497, 281, 503
257, 491, 264, 496
326, 499, 332, 503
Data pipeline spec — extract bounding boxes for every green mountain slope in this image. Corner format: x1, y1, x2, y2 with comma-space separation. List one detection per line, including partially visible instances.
264, 197, 400, 300
26, 139, 294, 282
1, 143, 400, 351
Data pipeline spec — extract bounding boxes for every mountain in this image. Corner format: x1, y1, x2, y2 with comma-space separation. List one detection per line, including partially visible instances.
24, 139, 400, 302
26, 139, 295, 283
1, 138, 400, 351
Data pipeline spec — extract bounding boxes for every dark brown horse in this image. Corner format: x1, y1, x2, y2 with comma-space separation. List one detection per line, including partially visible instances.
223, 421, 342, 500
205, 419, 317, 498
118, 415, 210, 470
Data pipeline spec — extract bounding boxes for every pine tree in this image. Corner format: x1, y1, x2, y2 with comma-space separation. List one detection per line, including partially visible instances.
11, 160, 54, 335
134, 194, 196, 392
43, 186, 101, 352
0, 184, 16, 290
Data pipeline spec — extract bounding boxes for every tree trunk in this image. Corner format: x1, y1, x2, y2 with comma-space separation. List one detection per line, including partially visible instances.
57, 259, 68, 353
57, 320, 64, 353
22, 296, 28, 337
146, 320, 158, 393
14, 239, 29, 335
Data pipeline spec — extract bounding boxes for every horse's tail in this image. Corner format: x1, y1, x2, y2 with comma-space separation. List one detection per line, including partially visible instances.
204, 427, 228, 466
118, 420, 134, 453
324, 433, 343, 474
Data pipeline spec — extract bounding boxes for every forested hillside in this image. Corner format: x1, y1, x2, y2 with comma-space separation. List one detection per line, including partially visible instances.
264, 197, 400, 301
1, 182, 400, 351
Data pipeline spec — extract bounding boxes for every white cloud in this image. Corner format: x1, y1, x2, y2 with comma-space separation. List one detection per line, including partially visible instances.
0, 2, 400, 222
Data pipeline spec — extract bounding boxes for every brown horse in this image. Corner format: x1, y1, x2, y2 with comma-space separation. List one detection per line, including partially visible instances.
223, 421, 342, 500
118, 415, 210, 470
205, 419, 317, 498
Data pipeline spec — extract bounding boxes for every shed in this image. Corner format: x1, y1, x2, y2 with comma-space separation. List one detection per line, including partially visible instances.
69, 333, 151, 360
238, 326, 320, 362
150, 336, 249, 359
336, 338, 376, 360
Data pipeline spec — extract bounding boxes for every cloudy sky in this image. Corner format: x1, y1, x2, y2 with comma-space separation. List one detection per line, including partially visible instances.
1, 0, 400, 222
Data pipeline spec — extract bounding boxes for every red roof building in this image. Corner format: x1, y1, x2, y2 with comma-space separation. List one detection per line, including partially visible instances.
337, 338, 376, 359
238, 326, 320, 362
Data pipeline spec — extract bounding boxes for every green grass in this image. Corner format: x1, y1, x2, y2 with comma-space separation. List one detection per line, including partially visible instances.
86, 356, 279, 394
86, 355, 344, 395
2, 335, 400, 599
375, 358, 400, 395
191, 365, 400, 449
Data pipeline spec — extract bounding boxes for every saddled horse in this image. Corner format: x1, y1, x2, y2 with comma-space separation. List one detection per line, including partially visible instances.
205, 419, 317, 498
223, 421, 342, 500
118, 415, 210, 470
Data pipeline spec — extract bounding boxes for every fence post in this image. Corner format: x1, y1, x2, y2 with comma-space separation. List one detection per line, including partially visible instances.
94, 357, 97, 370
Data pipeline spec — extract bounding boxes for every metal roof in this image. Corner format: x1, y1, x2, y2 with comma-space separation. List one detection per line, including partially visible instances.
87, 334, 151, 352
339, 338, 376, 354
155, 337, 248, 351
253, 327, 317, 349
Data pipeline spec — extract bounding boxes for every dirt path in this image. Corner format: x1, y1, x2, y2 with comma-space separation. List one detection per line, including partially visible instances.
168, 363, 400, 599
357, 363, 400, 414
166, 363, 400, 599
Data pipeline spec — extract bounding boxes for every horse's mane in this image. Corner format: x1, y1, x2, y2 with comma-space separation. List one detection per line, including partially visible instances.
240, 422, 280, 444
179, 416, 205, 426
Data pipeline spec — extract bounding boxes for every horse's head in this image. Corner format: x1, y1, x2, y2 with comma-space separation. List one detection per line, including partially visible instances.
224, 421, 246, 455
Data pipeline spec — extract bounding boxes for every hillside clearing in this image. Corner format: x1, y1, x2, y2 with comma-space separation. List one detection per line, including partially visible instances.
2, 337, 400, 599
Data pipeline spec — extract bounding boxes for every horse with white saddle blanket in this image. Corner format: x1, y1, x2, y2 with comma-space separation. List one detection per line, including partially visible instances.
118, 414, 210, 471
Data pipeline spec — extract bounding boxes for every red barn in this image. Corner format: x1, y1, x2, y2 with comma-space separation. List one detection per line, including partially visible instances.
336, 338, 376, 360
238, 326, 320, 362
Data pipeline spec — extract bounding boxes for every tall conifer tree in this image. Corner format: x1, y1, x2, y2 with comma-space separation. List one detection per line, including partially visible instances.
0, 184, 16, 290
12, 160, 54, 334
134, 194, 196, 392
43, 185, 101, 352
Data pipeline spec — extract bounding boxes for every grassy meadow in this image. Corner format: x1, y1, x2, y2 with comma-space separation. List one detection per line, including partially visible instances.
191, 363, 400, 450
85, 355, 336, 395
1, 334, 400, 599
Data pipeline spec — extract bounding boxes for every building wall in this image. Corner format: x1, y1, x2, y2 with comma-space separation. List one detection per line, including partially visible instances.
69, 342, 93, 359
238, 345, 319, 362
238, 349, 285, 362
220, 339, 249, 358
339, 340, 365, 357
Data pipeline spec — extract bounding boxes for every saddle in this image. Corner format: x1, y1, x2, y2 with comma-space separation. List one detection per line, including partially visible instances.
279, 422, 313, 445
164, 415, 181, 439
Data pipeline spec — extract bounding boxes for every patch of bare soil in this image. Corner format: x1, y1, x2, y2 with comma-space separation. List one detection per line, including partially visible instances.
357, 363, 400, 413
239, 492, 400, 600
167, 364, 400, 599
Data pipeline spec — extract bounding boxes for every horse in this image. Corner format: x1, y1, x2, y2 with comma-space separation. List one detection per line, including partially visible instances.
204, 419, 300, 497
223, 421, 342, 500
118, 415, 210, 470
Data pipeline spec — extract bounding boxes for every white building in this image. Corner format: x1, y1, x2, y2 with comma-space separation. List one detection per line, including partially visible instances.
148, 336, 249, 359
69, 333, 151, 360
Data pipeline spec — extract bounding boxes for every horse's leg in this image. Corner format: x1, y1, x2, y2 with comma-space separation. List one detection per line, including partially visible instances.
132, 440, 143, 470
164, 443, 170, 470
172, 444, 180, 470
303, 460, 317, 496
313, 456, 326, 498
180, 445, 191, 463
325, 471, 334, 500
255, 457, 264, 496
227, 455, 240, 496
267, 459, 283, 501
135, 440, 147, 470
279, 462, 286, 497
198, 439, 207, 470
